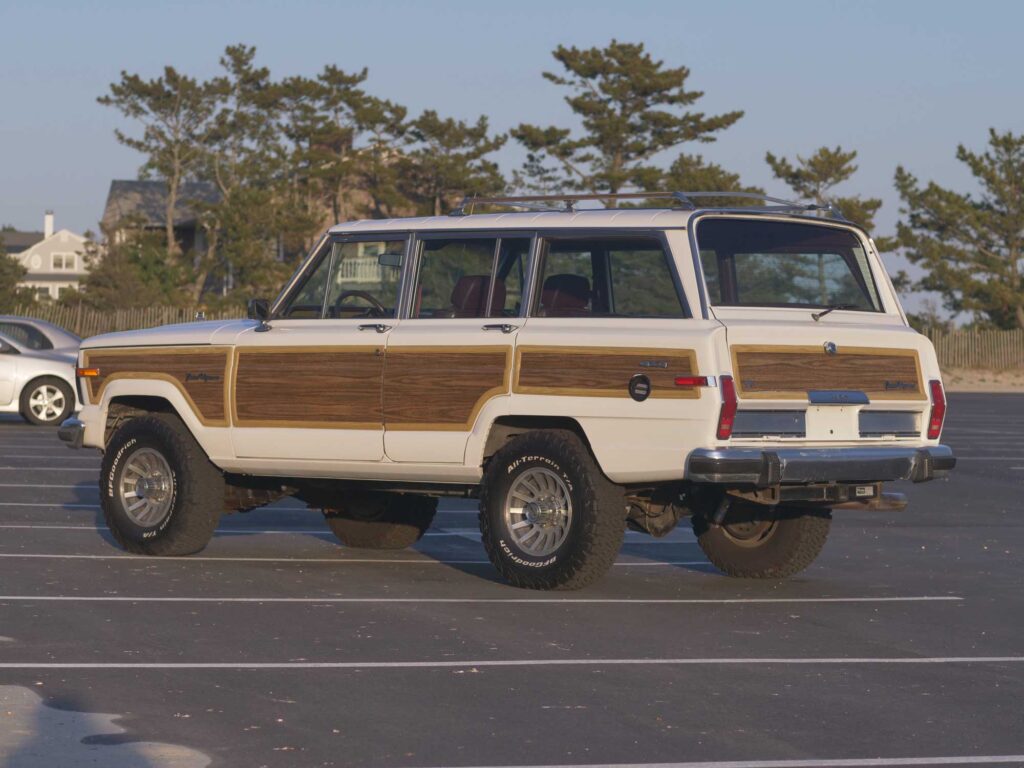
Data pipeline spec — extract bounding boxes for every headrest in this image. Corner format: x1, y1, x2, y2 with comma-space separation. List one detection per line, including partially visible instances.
541, 273, 591, 315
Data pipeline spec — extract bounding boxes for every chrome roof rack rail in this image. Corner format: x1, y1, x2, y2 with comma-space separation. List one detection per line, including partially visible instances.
449, 191, 846, 220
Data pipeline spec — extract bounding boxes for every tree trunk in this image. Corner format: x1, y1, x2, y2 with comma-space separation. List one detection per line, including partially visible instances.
165, 182, 179, 260
1015, 303, 1024, 330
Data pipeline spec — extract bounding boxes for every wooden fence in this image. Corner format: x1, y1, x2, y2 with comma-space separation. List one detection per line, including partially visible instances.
10, 305, 244, 338
8, 305, 1024, 370
926, 329, 1024, 370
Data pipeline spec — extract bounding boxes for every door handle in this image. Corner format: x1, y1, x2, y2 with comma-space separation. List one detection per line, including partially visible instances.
482, 323, 519, 334
358, 323, 393, 333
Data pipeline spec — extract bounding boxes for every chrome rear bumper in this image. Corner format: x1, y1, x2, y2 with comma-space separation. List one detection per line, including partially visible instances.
687, 445, 955, 487
58, 418, 85, 450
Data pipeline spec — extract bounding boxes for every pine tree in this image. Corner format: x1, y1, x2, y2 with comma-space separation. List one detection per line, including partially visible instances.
403, 111, 506, 215
765, 146, 892, 247
894, 129, 1024, 329
512, 41, 743, 196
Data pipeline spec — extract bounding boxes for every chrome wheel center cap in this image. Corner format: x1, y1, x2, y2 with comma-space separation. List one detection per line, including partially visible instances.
524, 498, 560, 525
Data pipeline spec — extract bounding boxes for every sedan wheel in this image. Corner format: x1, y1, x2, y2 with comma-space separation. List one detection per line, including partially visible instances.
19, 377, 74, 426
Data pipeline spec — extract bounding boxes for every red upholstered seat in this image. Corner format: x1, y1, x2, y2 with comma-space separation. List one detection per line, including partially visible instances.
450, 275, 492, 317
540, 274, 591, 316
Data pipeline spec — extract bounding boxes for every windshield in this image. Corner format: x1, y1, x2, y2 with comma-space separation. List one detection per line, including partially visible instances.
696, 218, 882, 311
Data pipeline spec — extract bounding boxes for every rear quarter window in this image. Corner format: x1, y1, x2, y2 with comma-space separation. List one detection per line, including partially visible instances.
534, 237, 686, 318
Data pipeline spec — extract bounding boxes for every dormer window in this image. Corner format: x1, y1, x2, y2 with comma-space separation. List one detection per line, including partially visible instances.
52, 253, 76, 271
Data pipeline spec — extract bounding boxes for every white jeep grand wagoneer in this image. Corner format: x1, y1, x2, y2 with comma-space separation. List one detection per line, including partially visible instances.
60, 192, 955, 589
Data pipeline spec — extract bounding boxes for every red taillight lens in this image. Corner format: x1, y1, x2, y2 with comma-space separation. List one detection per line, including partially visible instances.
717, 375, 738, 440
927, 379, 946, 439
673, 375, 709, 388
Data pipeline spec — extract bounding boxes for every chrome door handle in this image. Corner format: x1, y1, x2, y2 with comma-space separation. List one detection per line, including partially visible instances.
358, 323, 393, 333
482, 323, 519, 334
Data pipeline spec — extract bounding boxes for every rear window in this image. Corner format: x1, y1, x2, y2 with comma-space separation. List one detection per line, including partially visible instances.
696, 219, 882, 311
0, 322, 52, 350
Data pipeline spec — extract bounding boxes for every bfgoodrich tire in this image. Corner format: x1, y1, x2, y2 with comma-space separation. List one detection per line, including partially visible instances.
100, 414, 224, 556
692, 504, 831, 579
479, 430, 626, 590
20, 376, 75, 426
326, 494, 437, 549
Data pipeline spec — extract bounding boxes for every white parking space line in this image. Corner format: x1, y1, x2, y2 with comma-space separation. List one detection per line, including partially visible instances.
0, 455, 100, 460
0, 656, 1021, 670
0, 467, 98, 472
0, 553, 706, 566
0, 483, 93, 488
0, 524, 483, 538
413, 757, 1024, 767
0, 499, 477, 516
0, 595, 963, 605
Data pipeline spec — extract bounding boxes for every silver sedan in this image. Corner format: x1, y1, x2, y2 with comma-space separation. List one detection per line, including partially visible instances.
0, 331, 79, 425
0, 315, 81, 354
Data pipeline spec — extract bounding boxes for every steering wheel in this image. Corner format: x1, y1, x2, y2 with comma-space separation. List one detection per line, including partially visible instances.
332, 290, 387, 317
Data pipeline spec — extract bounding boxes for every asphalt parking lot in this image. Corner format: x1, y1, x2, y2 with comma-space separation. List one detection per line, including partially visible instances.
0, 393, 1021, 768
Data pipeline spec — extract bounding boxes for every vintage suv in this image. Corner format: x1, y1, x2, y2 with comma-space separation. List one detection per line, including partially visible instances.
60, 192, 955, 589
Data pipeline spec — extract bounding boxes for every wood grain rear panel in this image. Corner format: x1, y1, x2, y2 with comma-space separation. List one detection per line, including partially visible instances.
233, 346, 384, 428
513, 346, 700, 399
82, 347, 231, 426
732, 345, 925, 400
384, 346, 510, 431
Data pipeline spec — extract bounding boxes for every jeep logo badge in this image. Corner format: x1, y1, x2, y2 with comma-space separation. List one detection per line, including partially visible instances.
823, 341, 838, 356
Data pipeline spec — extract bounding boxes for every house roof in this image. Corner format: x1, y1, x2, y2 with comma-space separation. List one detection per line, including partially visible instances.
101, 179, 220, 232
1, 230, 45, 254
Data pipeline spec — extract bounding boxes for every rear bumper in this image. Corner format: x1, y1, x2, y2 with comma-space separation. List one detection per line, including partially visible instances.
58, 418, 85, 449
686, 445, 955, 486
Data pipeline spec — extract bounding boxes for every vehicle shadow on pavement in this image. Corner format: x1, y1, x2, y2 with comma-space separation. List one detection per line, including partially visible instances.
0, 685, 211, 767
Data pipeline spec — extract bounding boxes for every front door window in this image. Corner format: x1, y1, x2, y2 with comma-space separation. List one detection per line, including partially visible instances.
280, 239, 404, 319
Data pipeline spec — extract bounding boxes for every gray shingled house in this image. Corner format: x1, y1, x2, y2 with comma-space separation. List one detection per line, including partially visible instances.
101, 180, 219, 255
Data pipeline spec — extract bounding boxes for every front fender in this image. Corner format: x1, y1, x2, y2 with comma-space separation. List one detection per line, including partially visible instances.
92, 378, 233, 463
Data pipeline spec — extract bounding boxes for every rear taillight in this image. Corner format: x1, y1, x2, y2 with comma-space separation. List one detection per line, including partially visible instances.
927, 379, 946, 439
717, 375, 738, 440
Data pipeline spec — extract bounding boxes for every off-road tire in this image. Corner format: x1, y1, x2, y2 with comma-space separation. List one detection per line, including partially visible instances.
100, 413, 223, 556
693, 505, 831, 579
326, 494, 437, 549
20, 376, 75, 426
479, 430, 626, 590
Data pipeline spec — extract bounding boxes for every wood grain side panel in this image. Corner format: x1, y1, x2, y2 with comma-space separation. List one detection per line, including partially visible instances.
384, 346, 510, 431
513, 346, 700, 399
732, 345, 925, 400
233, 347, 384, 428
83, 347, 230, 426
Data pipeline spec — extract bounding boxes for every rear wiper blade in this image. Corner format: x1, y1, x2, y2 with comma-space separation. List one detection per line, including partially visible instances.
811, 304, 860, 321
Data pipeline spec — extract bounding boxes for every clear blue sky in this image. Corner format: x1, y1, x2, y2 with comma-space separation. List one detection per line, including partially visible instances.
2, 0, 1021, 303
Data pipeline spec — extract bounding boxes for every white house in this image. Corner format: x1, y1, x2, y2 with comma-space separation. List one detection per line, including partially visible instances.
2, 212, 90, 300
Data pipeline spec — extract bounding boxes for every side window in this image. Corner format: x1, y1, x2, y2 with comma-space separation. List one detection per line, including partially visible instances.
0, 322, 51, 350
281, 246, 334, 319
413, 238, 497, 318
280, 239, 404, 319
534, 237, 685, 318
325, 240, 404, 319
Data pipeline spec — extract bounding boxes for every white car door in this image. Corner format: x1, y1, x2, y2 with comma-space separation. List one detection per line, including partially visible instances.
230, 235, 407, 461
383, 234, 532, 463
0, 336, 18, 405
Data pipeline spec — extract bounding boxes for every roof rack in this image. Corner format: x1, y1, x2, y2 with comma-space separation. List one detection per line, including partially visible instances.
449, 191, 845, 220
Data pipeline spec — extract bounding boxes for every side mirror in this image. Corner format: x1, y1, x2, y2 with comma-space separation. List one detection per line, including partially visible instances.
247, 298, 270, 321
378, 253, 402, 268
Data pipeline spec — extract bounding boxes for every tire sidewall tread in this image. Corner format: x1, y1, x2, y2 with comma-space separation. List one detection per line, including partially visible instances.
479, 430, 625, 590
100, 413, 223, 556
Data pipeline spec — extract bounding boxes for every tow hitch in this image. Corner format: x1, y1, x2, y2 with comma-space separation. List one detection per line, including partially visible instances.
727, 482, 908, 511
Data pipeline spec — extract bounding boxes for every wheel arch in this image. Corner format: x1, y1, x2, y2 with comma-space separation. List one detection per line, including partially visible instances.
476, 415, 600, 471
96, 379, 231, 463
